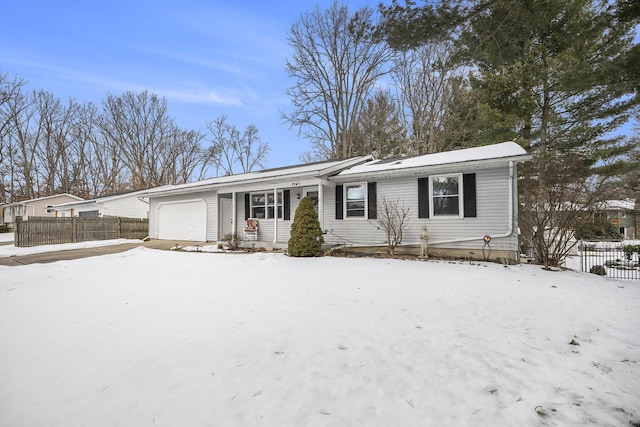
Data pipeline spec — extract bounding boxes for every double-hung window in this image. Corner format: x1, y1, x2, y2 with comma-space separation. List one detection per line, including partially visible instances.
345, 183, 366, 218
251, 191, 283, 219
431, 174, 462, 217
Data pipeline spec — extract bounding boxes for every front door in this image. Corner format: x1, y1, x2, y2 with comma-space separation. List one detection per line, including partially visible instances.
220, 196, 233, 239
305, 190, 319, 212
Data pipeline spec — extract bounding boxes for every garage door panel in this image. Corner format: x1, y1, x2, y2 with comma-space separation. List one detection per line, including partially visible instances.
157, 201, 206, 241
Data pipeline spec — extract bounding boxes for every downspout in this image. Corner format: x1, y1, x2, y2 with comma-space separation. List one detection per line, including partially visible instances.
427, 161, 516, 245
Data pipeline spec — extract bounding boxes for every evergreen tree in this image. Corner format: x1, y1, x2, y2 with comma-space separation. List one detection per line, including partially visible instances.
288, 197, 324, 257
378, 0, 639, 267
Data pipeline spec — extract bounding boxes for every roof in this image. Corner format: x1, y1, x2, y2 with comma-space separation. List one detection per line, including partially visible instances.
336, 142, 530, 178
139, 156, 373, 197
1, 193, 84, 208
598, 199, 636, 211
53, 187, 170, 209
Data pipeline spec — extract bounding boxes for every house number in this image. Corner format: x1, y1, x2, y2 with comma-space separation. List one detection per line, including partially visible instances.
291, 182, 300, 186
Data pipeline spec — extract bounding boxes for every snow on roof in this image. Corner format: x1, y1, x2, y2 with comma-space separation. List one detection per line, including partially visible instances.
599, 199, 636, 210
140, 156, 372, 196
337, 142, 529, 177
53, 187, 172, 208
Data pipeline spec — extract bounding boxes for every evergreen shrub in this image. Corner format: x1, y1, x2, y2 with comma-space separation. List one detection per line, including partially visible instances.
288, 196, 324, 257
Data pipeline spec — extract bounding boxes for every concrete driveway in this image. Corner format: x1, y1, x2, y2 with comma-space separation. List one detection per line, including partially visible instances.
0, 240, 207, 266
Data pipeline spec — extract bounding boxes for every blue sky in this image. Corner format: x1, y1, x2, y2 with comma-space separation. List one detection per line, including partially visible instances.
1, 0, 378, 169
3, 1, 636, 173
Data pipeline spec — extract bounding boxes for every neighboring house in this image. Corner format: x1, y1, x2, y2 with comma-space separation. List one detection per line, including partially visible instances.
140, 141, 530, 259
0, 194, 84, 229
595, 199, 637, 239
52, 189, 154, 219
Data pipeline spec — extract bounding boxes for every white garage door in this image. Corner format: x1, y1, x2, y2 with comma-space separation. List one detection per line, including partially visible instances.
157, 200, 207, 241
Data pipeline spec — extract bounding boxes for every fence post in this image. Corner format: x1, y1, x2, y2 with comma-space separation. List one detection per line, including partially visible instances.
72, 217, 77, 243
15, 217, 21, 247
579, 239, 583, 272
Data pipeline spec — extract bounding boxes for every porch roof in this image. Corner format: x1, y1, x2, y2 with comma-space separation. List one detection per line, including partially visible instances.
138, 156, 372, 198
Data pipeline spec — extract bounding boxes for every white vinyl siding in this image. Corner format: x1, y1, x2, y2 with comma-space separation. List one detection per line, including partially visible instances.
325, 167, 517, 251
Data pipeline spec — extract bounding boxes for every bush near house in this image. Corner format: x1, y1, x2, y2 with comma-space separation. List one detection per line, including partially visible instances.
288, 197, 323, 257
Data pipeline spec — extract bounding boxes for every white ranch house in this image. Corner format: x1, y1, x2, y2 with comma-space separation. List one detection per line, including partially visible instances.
52, 189, 152, 219
141, 142, 530, 260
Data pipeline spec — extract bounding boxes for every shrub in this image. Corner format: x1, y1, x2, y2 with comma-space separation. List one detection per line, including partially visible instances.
589, 265, 606, 276
623, 244, 640, 261
223, 232, 242, 250
574, 219, 623, 241
288, 196, 324, 257
376, 197, 411, 256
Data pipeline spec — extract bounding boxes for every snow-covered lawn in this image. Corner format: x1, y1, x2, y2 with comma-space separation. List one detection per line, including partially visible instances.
1, 248, 638, 426
0, 237, 142, 258
0, 232, 14, 243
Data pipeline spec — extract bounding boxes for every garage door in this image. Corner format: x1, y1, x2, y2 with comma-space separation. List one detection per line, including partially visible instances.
157, 200, 207, 241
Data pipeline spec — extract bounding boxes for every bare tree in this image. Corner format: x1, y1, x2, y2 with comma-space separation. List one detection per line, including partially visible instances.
0, 73, 28, 202
6, 88, 40, 199
33, 91, 80, 195
391, 41, 471, 155
284, 1, 391, 160
236, 124, 270, 173
162, 129, 209, 184
377, 196, 411, 256
206, 115, 269, 175
350, 88, 407, 158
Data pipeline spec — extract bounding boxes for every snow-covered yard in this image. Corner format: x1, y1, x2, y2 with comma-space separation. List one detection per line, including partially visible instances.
0, 235, 142, 258
1, 248, 638, 426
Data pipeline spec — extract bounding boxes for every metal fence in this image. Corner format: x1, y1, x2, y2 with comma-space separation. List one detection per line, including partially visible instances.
15, 216, 148, 247
579, 241, 640, 280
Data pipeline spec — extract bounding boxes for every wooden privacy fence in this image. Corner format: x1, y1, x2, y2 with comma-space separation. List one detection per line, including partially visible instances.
15, 216, 149, 247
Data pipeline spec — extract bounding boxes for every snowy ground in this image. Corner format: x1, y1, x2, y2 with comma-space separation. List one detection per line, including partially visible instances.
1, 248, 638, 426
0, 234, 141, 258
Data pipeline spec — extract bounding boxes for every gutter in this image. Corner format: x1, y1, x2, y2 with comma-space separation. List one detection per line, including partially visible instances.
331, 155, 530, 183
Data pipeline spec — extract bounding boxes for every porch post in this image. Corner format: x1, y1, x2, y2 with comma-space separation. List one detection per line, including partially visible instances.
232, 192, 237, 235
274, 187, 278, 243
318, 183, 324, 231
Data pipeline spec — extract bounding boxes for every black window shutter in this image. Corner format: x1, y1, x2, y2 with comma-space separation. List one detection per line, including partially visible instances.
463, 173, 477, 218
335, 185, 343, 219
283, 190, 290, 220
244, 193, 250, 219
367, 182, 377, 219
418, 177, 429, 218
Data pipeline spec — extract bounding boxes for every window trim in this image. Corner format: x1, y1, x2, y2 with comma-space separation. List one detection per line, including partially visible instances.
430, 173, 464, 218
250, 190, 283, 220
343, 182, 367, 219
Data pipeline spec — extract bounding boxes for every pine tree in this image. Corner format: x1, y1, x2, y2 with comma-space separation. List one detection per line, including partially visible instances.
459, 0, 638, 267
379, 0, 639, 267
288, 197, 324, 257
